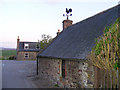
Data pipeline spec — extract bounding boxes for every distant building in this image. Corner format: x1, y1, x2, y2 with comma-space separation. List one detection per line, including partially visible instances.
16, 36, 40, 60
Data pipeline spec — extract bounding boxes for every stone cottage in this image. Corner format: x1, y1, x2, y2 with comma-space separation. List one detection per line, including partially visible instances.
37, 5, 120, 88
16, 36, 40, 60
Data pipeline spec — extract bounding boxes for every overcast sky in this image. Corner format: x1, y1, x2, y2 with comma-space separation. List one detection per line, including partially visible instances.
0, 0, 119, 48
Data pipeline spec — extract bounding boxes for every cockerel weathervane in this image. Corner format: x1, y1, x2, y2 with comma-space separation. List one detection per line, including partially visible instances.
63, 8, 72, 20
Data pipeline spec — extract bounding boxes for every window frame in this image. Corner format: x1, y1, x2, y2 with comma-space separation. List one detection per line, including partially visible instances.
24, 53, 29, 58
61, 60, 66, 78
24, 43, 29, 49
36, 43, 40, 49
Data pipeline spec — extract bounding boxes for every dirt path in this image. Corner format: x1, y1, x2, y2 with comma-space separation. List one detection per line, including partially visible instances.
2, 60, 56, 88
2, 60, 37, 88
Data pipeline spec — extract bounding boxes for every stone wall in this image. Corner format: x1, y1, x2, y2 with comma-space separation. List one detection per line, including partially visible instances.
38, 58, 94, 88
17, 51, 38, 60
38, 58, 61, 86
65, 60, 93, 88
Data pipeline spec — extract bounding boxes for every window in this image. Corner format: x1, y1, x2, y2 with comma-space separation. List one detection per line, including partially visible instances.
36, 43, 40, 49
24, 44, 29, 49
62, 60, 66, 78
24, 53, 29, 58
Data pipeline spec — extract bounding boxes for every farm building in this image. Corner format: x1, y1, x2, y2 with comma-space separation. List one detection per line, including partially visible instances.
16, 36, 40, 60
37, 5, 120, 88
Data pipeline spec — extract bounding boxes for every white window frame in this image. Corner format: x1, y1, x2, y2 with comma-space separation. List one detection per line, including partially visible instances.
24, 53, 29, 58
59, 60, 66, 78
24, 43, 29, 49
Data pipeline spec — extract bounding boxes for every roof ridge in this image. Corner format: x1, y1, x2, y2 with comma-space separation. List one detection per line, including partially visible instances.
75, 4, 119, 25
37, 4, 119, 58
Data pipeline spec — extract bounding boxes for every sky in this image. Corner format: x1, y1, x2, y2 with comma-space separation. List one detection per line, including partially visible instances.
0, 0, 119, 48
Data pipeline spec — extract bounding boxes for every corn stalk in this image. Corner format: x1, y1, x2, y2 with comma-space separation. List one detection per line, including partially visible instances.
88, 18, 120, 88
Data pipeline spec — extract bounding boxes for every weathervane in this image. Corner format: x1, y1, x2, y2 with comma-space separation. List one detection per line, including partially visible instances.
63, 8, 72, 20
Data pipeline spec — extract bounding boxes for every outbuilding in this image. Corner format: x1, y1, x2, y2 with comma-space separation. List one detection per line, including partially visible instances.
37, 5, 120, 88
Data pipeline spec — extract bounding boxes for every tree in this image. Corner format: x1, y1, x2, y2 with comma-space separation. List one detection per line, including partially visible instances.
39, 34, 53, 50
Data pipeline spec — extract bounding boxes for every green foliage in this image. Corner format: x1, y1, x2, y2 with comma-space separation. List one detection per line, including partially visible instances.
114, 62, 120, 69
2, 50, 16, 57
88, 18, 120, 87
54, 84, 59, 87
0, 56, 5, 60
8, 55, 16, 60
0, 50, 16, 60
39, 34, 53, 50
94, 18, 120, 57
36, 40, 40, 49
88, 18, 120, 70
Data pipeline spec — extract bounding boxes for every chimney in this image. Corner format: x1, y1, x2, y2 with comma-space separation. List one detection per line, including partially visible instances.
57, 29, 61, 36
17, 36, 20, 51
62, 19, 73, 30
62, 8, 73, 30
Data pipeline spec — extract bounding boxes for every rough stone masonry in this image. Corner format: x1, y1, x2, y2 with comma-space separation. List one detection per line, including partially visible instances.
38, 58, 94, 88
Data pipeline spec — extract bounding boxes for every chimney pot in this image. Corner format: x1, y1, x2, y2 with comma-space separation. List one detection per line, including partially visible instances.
63, 20, 73, 30
57, 29, 61, 36
18, 36, 19, 39
17, 36, 20, 51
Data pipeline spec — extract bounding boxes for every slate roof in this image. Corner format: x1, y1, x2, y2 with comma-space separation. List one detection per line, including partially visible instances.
38, 5, 120, 60
18, 42, 40, 52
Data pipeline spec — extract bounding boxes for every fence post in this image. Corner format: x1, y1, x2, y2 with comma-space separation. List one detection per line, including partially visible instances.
37, 57, 39, 75
110, 70, 112, 88
107, 70, 110, 88
118, 68, 120, 89
101, 69, 105, 88
94, 66, 100, 88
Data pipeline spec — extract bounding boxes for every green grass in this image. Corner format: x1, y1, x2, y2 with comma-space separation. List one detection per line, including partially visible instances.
0, 50, 16, 58
54, 84, 59, 87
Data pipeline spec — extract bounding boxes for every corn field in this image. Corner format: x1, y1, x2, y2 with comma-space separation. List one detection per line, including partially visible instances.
88, 18, 120, 88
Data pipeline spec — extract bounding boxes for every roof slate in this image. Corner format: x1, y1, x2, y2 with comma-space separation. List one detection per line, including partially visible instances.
38, 5, 120, 60
18, 42, 40, 52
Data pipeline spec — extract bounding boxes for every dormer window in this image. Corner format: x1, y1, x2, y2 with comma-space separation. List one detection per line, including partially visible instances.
24, 44, 29, 49
36, 46, 40, 49
36, 42, 40, 49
